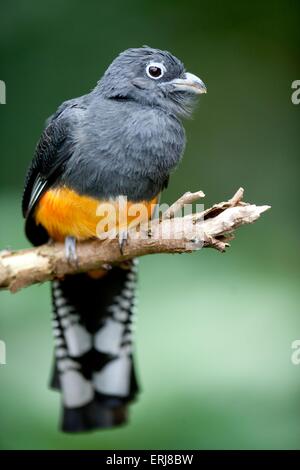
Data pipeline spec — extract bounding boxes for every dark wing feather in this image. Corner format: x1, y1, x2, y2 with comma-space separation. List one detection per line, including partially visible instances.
22, 116, 74, 245
22, 120, 69, 217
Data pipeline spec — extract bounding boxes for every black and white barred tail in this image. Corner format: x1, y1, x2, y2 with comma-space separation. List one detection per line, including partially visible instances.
50, 260, 139, 432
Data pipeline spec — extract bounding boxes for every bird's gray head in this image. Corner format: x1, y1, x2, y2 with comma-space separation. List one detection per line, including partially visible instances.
96, 47, 207, 117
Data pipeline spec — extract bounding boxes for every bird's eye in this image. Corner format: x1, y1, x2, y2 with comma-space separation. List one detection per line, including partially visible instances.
146, 62, 165, 80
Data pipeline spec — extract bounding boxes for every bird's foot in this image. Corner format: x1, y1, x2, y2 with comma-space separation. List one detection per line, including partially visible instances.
118, 230, 128, 256
65, 236, 78, 266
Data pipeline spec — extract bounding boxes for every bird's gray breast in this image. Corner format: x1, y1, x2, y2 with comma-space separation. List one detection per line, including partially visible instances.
62, 99, 185, 201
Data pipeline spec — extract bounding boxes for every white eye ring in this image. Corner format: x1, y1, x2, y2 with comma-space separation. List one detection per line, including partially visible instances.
146, 62, 166, 80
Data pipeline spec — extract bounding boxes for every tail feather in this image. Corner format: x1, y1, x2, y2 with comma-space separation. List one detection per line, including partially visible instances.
50, 260, 139, 432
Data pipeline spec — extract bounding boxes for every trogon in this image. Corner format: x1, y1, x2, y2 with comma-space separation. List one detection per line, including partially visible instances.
22, 47, 206, 432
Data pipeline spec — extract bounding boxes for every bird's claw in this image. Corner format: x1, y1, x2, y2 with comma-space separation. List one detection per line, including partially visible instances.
65, 236, 78, 266
118, 230, 128, 256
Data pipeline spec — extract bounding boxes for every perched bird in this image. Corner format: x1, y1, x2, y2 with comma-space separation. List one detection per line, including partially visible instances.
22, 47, 206, 432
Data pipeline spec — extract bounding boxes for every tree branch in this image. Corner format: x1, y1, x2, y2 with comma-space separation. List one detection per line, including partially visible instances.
0, 188, 270, 293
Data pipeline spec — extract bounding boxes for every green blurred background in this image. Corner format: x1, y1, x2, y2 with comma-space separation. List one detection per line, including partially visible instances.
0, 0, 300, 450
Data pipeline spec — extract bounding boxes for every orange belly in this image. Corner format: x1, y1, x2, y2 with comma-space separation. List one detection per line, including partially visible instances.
35, 186, 158, 242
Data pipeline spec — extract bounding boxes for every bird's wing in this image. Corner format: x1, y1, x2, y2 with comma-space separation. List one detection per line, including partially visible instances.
22, 121, 68, 217
22, 105, 80, 245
